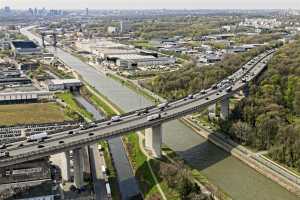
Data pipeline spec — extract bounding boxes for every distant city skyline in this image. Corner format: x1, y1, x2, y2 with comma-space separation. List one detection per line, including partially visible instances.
1, 0, 300, 10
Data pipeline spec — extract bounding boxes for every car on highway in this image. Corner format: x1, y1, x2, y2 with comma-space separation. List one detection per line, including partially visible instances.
211, 84, 218, 90
0, 151, 9, 158
80, 122, 97, 130
157, 102, 168, 111
0, 144, 7, 149
68, 131, 74, 135
111, 115, 121, 122
200, 89, 206, 95
147, 114, 161, 121
136, 108, 149, 116
184, 94, 194, 100
226, 86, 233, 92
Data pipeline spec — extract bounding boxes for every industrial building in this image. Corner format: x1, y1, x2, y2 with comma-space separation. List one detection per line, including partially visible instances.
0, 77, 32, 85
46, 79, 82, 91
0, 91, 53, 104
107, 26, 119, 34
11, 40, 42, 56
75, 39, 139, 60
18, 61, 39, 71
0, 158, 50, 185
111, 54, 176, 69
75, 39, 176, 69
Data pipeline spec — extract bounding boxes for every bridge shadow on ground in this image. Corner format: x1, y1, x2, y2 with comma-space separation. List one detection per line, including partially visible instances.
166, 131, 239, 172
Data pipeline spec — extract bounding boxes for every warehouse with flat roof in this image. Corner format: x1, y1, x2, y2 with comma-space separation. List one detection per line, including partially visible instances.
11, 40, 42, 56
110, 54, 176, 69
46, 79, 82, 91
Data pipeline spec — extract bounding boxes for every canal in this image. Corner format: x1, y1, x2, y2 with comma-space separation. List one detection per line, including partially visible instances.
74, 94, 141, 199
23, 28, 299, 200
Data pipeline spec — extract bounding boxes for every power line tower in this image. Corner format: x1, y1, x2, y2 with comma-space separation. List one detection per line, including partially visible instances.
41, 32, 46, 48
52, 32, 57, 48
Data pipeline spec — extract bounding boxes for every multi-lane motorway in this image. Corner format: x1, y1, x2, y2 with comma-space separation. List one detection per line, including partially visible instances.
0, 46, 275, 167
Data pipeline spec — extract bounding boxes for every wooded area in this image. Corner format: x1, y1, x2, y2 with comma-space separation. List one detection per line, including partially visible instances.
144, 39, 299, 171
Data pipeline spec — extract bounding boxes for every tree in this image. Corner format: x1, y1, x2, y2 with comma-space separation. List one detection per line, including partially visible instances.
230, 121, 253, 145
293, 90, 300, 116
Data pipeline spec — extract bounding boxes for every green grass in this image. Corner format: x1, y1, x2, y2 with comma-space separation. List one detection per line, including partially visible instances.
80, 86, 116, 117
50, 68, 74, 79
292, 116, 300, 125
0, 103, 75, 126
56, 92, 93, 120
149, 158, 181, 200
123, 133, 160, 199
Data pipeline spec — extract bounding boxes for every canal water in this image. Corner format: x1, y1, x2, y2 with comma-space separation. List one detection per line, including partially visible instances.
22, 28, 299, 200
74, 94, 141, 199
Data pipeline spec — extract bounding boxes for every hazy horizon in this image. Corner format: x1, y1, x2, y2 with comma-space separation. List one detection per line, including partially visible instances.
1, 0, 300, 10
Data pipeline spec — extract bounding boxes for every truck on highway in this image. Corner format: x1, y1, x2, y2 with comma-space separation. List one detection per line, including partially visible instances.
147, 114, 161, 121
26, 132, 48, 142
80, 122, 97, 130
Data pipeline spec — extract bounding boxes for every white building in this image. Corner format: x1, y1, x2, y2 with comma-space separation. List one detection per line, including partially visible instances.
107, 26, 119, 34
0, 91, 53, 103
46, 79, 82, 91
113, 54, 176, 69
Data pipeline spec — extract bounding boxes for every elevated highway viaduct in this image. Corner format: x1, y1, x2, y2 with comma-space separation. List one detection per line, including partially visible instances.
0, 33, 275, 188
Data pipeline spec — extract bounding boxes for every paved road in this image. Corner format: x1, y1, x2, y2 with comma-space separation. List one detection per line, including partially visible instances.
89, 144, 108, 200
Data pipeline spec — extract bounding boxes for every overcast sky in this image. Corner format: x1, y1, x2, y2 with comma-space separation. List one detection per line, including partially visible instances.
1, 0, 300, 10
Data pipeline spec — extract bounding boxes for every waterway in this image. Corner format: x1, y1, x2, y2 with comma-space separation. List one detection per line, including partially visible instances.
74, 94, 141, 200
23, 28, 299, 200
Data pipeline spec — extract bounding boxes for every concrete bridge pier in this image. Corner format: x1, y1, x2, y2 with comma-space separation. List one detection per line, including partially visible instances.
73, 148, 84, 188
61, 151, 71, 182
220, 98, 229, 120
145, 124, 162, 158
82, 146, 90, 176
208, 104, 217, 119
243, 84, 250, 97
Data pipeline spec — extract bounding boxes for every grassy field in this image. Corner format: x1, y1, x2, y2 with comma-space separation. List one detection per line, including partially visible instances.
56, 92, 93, 120
80, 86, 116, 117
0, 103, 73, 126
123, 133, 160, 199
